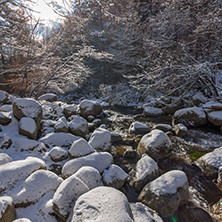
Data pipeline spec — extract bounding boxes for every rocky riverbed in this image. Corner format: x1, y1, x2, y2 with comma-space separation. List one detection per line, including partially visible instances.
0, 90, 222, 222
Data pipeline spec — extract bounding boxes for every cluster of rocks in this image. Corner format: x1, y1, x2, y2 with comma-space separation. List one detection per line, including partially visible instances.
0, 90, 221, 222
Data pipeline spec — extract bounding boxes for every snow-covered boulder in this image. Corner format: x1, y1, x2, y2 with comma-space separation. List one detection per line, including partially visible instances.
0, 112, 11, 125
13, 170, 63, 207
54, 117, 69, 133
63, 104, 77, 117
69, 115, 88, 137
102, 164, 128, 189
129, 154, 159, 192
152, 124, 173, 133
138, 170, 190, 217
74, 166, 103, 189
0, 134, 12, 149
143, 107, 164, 117
62, 152, 113, 179
0, 196, 16, 222
129, 122, 150, 135
38, 93, 58, 102
0, 153, 12, 166
13, 98, 42, 129
174, 123, 188, 137
14, 138, 41, 152
0, 105, 12, 112
53, 175, 89, 220
71, 187, 134, 222
203, 101, 222, 110
80, 99, 102, 118
137, 130, 172, 160
88, 128, 111, 152
69, 138, 95, 158
19, 117, 37, 140
0, 90, 11, 104
173, 107, 207, 127
48, 146, 68, 162
130, 202, 163, 222
207, 111, 222, 126
0, 157, 46, 193
40, 132, 79, 148
195, 147, 222, 176
13, 219, 32, 222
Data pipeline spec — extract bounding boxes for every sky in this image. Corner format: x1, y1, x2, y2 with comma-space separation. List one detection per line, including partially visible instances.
31, 0, 64, 25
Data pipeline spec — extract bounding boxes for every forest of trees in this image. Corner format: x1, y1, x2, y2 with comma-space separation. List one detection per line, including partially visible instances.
1, 0, 222, 105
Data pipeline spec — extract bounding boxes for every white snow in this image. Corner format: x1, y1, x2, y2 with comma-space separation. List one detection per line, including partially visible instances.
74, 166, 103, 189
0, 196, 13, 218
52, 175, 89, 219
14, 138, 39, 151
19, 117, 37, 134
149, 170, 188, 196
134, 154, 159, 181
40, 132, 79, 148
16, 191, 57, 222
0, 105, 12, 112
0, 157, 46, 193
0, 153, 12, 165
13, 170, 63, 206
88, 128, 111, 151
69, 138, 95, 158
102, 164, 128, 188
62, 152, 113, 178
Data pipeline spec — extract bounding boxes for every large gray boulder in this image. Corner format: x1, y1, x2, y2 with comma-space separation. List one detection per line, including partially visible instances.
129, 122, 150, 135
62, 152, 113, 179
89, 128, 111, 152
71, 187, 134, 222
130, 202, 163, 222
138, 170, 190, 217
173, 107, 207, 127
195, 147, 222, 176
13, 98, 42, 129
129, 154, 159, 192
137, 130, 172, 160
0, 157, 46, 193
13, 170, 63, 207
102, 164, 128, 189
0, 112, 11, 125
80, 99, 102, 118
38, 93, 58, 102
0, 90, 11, 104
53, 175, 89, 220
69, 115, 88, 137
19, 117, 37, 140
